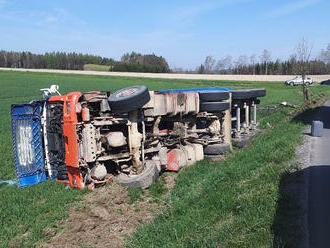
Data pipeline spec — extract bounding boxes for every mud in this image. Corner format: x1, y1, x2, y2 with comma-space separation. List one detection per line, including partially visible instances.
42, 180, 163, 248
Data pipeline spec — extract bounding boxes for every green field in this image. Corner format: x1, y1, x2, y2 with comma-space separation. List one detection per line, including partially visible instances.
0, 70, 329, 247
83, 63, 112, 71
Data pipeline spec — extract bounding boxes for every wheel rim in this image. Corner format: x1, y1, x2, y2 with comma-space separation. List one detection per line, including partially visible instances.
117, 88, 138, 97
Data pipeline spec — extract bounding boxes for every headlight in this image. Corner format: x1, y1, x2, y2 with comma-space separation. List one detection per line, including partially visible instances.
15, 120, 34, 168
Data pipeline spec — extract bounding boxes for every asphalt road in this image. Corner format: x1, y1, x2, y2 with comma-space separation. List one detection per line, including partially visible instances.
308, 100, 330, 247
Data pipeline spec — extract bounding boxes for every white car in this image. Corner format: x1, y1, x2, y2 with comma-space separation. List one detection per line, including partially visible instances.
285, 76, 313, 86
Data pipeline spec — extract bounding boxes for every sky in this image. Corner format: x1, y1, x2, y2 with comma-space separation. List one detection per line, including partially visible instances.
0, 0, 329, 69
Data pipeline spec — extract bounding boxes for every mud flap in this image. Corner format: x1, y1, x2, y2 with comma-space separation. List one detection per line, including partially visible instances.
11, 102, 47, 187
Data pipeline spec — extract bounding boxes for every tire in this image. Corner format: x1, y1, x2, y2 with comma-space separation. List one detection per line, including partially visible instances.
231, 90, 253, 100
108, 85, 150, 113
232, 89, 266, 99
205, 154, 224, 161
232, 136, 251, 148
118, 161, 159, 189
247, 89, 266, 98
199, 91, 230, 102
204, 143, 230, 155
290, 82, 294, 86
200, 102, 230, 112
232, 132, 257, 148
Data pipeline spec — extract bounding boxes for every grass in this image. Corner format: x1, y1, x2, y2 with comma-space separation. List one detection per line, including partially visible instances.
0, 70, 329, 247
127, 187, 144, 204
125, 108, 304, 248
125, 99, 330, 247
149, 177, 168, 199
83, 64, 112, 71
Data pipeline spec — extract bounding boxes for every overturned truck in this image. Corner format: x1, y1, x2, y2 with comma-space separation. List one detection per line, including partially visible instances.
10, 85, 265, 189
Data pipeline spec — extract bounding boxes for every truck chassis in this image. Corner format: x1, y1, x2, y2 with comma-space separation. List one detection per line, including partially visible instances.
10, 85, 265, 188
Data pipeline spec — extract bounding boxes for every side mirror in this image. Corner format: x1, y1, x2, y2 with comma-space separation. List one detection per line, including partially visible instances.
40, 85, 61, 97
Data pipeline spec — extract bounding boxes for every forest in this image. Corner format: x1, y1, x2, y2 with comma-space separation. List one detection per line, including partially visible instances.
0, 51, 170, 73
0, 43, 329, 74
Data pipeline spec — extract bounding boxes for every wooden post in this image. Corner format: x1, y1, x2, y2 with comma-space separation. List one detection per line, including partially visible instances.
223, 93, 232, 150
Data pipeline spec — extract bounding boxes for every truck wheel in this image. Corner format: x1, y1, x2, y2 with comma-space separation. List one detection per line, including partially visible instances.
118, 160, 159, 189
246, 89, 266, 98
231, 89, 252, 100
108, 85, 150, 113
204, 143, 230, 155
200, 102, 230, 112
199, 91, 230, 102
232, 133, 256, 148
205, 154, 224, 161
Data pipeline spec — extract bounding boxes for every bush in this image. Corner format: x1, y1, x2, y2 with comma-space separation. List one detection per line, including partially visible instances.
111, 52, 170, 73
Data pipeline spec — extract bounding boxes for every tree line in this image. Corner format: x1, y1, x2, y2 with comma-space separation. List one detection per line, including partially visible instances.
1, 43, 329, 75
0, 51, 115, 70
112, 52, 170, 73
196, 44, 330, 75
0, 51, 170, 73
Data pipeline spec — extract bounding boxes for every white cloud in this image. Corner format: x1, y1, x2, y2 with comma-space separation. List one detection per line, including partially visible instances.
266, 0, 321, 18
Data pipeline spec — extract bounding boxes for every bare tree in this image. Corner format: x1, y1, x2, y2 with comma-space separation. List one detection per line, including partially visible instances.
215, 55, 233, 73
215, 58, 226, 73
235, 55, 248, 74
320, 44, 330, 64
260, 49, 271, 75
239, 55, 248, 66
204, 56, 216, 73
223, 55, 233, 72
250, 54, 257, 75
295, 38, 313, 102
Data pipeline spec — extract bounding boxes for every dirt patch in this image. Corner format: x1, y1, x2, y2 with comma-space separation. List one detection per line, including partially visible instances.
162, 172, 177, 191
42, 180, 164, 248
